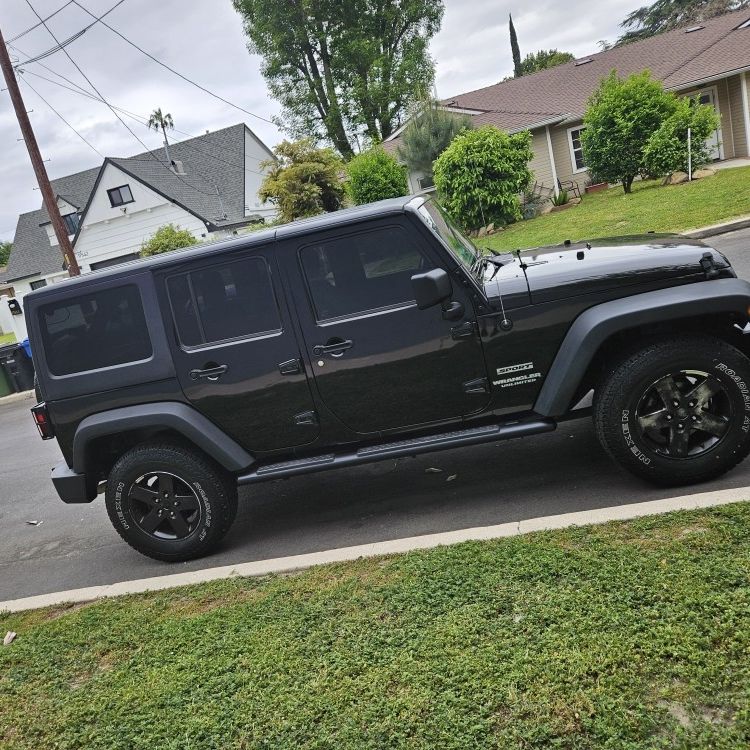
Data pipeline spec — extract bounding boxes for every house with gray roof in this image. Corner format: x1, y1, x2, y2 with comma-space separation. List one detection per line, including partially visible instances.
1, 123, 276, 300
385, 8, 750, 196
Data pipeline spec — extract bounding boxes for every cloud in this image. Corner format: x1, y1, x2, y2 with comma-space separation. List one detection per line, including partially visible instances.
1, 0, 635, 242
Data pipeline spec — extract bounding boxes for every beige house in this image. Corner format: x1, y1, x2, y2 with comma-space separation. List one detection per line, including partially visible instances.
385, 8, 750, 196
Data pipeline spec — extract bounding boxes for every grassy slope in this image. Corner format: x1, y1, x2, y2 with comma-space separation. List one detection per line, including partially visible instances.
480, 166, 750, 253
2, 503, 750, 749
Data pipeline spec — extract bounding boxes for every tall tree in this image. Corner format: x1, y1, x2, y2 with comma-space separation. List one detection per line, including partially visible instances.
509, 14, 522, 78
517, 49, 575, 76
617, 0, 749, 44
233, 0, 444, 158
147, 108, 175, 165
0, 241, 11, 267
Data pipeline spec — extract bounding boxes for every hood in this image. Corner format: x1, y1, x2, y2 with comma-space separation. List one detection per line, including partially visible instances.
515, 235, 732, 305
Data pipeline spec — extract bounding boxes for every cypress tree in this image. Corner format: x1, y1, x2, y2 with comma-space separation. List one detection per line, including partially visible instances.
509, 14, 522, 78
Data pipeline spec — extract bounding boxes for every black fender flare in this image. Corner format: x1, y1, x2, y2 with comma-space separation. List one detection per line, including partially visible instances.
72, 402, 255, 474
534, 278, 750, 418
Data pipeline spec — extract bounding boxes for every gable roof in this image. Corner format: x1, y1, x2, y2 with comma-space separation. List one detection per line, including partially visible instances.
387, 7, 750, 144
3, 123, 267, 283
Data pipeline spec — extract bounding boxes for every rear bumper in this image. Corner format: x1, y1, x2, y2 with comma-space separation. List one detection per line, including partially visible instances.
51, 462, 96, 504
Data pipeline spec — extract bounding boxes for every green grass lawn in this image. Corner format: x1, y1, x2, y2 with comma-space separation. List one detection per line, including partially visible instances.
480, 165, 750, 253
0, 333, 16, 346
2, 503, 750, 749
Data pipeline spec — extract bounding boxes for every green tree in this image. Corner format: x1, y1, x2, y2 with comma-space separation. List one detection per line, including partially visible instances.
0, 241, 11, 267
433, 125, 533, 230
397, 101, 472, 179
346, 148, 408, 205
517, 49, 575, 75
509, 14, 522, 78
147, 108, 175, 164
140, 224, 198, 257
581, 71, 678, 193
617, 0, 748, 45
259, 139, 345, 222
232, 0, 444, 158
643, 96, 721, 176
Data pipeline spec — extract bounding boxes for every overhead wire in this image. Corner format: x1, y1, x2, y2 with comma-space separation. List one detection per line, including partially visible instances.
6, 0, 75, 43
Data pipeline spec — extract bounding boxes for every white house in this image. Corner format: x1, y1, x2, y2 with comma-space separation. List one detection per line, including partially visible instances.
0, 123, 276, 301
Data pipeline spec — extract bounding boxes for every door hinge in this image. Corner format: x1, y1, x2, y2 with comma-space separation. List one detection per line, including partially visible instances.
278, 358, 303, 376
451, 321, 477, 340
463, 377, 489, 394
294, 410, 318, 426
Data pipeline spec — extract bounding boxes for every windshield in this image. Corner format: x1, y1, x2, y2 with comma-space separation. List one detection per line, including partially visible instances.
414, 198, 478, 273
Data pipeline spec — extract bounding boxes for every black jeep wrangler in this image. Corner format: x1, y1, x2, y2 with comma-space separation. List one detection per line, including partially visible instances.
25, 196, 750, 561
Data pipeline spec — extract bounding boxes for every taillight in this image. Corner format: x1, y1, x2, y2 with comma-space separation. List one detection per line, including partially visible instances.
31, 403, 55, 440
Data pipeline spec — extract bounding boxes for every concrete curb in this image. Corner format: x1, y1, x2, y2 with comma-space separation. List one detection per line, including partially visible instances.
2, 486, 747, 614
0, 389, 34, 406
685, 216, 750, 239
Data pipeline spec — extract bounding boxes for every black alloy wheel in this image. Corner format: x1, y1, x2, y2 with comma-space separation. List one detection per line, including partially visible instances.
128, 471, 201, 540
634, 370, 731, 459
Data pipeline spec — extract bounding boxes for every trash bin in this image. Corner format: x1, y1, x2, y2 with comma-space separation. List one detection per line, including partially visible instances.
0, 343, 35, 393
0, 363, 11, 398
21, 338, 32, 359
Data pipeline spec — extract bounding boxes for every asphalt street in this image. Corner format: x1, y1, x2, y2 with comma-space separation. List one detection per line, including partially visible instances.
1, 227, 749, 602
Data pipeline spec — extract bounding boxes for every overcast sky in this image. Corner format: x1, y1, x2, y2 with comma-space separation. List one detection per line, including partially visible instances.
0, 0, 637, 242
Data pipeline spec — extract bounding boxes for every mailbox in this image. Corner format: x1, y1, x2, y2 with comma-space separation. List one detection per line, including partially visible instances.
7, 298, 22, 316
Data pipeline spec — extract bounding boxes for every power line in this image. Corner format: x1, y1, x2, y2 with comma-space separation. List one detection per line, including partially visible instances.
19, 76, 104, 157
22, 0, 219, 198
6, 1, 74, 43
71, 0, 274, 125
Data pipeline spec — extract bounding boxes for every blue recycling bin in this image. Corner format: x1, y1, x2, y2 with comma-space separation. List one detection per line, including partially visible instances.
21, 338, 32, 359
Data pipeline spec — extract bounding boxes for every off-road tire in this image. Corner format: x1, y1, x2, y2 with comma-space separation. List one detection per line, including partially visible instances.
105, 442, 237, 562
594, 335, 750, 486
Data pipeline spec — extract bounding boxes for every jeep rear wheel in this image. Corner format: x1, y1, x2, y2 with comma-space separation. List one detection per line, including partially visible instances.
105, 442, 237, 561
594, 335, 750, 486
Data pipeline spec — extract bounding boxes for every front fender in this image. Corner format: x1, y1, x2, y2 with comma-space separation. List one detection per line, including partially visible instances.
72, 401, 255, 474
534, 278, 750, 418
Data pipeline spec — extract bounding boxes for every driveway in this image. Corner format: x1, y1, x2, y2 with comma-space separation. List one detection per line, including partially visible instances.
1, 228, 749, 602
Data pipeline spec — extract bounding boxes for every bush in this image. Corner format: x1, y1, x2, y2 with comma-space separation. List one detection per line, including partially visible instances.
140, 224, 198, 257
346, 148, 408, 205
643, 96, 720, 177
397, 101, 472, 180
259, 139, 345, 223
433, 126, 533, 230
551, 189, 569, 206
581, 71, 678, 193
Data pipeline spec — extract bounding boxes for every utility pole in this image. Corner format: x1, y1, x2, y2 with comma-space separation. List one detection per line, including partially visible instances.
0, 25, 81, 276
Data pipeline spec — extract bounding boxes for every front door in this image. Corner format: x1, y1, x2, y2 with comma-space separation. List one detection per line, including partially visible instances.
697, 89, 723, 161
283, 221, 491, 435
162, 247, 320, 453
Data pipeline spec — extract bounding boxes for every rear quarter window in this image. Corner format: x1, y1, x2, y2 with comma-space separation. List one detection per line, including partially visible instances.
38, 285, 152, 376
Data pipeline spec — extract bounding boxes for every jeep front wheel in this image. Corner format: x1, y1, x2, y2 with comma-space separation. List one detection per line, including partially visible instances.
105, 442, 238, 561
594, 335, 750, 486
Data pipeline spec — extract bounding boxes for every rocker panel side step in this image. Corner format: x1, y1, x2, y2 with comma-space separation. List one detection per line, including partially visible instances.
237, 418, 556, 486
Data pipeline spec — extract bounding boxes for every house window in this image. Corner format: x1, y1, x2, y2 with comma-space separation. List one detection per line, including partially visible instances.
62, 212, 80, 235
567, 127, 586, 172
107, 185, 134, 207
30, 279, 48, 290
417, 175, 435, 191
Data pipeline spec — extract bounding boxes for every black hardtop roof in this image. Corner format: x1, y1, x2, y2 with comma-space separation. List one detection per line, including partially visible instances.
26, 196, 423, 302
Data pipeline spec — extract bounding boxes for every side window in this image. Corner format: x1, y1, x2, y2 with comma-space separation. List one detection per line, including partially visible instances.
39, 285, 152, 376
167, 256, 282, 347
300, 226, 430, 320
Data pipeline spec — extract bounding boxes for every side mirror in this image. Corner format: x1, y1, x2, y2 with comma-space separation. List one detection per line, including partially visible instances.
411, 268, 452, 310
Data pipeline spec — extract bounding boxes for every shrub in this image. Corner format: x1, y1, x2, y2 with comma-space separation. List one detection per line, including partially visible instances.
397, 101, 472, 181
551, 189, 569, 206
433, 125, 533, 230
581, 71, 678, 193
140, 224, 198, 257
643, 96, 720, 177
346, 148, 408, 205
259, 139, 345, 222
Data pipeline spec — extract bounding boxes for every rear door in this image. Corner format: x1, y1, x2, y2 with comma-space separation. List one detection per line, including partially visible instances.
281, 219, 491, 435
162, 245, 319, 453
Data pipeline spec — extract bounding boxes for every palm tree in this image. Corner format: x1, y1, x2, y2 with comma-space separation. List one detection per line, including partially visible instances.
147, 108, 175, 165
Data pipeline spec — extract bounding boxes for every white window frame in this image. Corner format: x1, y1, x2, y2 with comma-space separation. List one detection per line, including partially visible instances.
567, 126, 588, 174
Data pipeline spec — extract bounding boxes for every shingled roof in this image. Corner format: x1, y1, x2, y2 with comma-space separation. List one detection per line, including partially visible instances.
386, 8, 750, 144
3, 123, 267, 283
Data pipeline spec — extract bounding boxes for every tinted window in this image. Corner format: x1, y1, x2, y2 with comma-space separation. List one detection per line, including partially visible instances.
167, 257, 281, 347
300, 226, 429, 320
39, 285, 152, 376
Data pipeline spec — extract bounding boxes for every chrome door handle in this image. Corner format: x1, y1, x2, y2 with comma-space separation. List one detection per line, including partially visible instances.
190, 364, 228, 381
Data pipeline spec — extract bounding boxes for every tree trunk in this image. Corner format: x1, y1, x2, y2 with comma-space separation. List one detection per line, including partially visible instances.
623, 175, 634, 193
